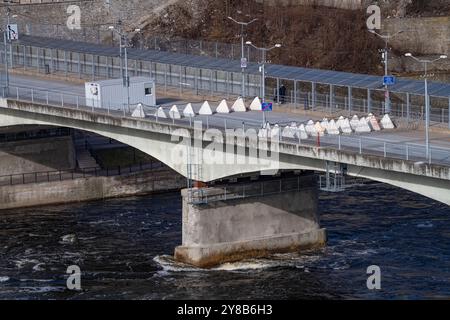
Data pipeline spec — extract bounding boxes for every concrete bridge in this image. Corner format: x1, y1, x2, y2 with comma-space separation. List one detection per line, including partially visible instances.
1, 96, 449, 267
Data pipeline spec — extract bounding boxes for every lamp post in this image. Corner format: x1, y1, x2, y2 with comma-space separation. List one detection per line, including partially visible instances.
404, 52, 447, 160
1, 28, 9, 96
108, 26, 141, 111
245, 41, 281, 124
369, 30, 404, 114
228, 16, 257, 99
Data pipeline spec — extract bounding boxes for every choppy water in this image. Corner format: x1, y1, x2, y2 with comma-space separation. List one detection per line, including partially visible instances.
0, 182, 449, 300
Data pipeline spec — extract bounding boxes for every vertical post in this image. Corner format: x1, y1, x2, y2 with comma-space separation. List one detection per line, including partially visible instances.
91, 54, 95, 80
311, 82, 316, 110
329, 84, 334, 111
348, 86, 352, 112
77, 52, 81, 78
2, 32, 9, 94
448, 96, 450, 129
294, 80, 297, 106
164, 63, 168, 93
367, 88, 371, 114
276, 78, 280, 104
406, 92, 411, 122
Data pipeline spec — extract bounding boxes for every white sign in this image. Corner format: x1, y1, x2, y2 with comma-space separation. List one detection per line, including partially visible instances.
7, 24, 18, 41
241, 58, 248, 69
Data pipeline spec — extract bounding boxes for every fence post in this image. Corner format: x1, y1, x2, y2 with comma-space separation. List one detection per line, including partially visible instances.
384, 142, 387, 158
31, 89, 34, 102
338, 135, 341, 150
359, 137, 362, 154
46, 91, 49, 105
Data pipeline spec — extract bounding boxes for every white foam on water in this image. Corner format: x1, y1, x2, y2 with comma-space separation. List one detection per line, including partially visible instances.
0, 276, 10, 282
154, 252, 323, 273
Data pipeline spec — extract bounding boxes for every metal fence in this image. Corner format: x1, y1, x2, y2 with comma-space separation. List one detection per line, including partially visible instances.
1, 83, 449, 168
1, 40, 449, 128
0, 162, 157, 187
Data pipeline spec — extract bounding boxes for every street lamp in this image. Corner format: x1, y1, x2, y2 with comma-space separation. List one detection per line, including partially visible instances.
404, 52, 447, 160
369, 30, 404, 114
108, 26, 141, 111
1, 28, 9, 97
228, 16, 258, 99
246, 41, 282, 124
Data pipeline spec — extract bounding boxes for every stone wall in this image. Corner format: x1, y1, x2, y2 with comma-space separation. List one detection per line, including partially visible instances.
0, 135, 76, 176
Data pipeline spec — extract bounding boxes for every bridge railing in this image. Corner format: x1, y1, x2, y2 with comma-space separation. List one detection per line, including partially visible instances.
0, 162, 159, 187
1, 39, 449, 129
2, 84, 449, 167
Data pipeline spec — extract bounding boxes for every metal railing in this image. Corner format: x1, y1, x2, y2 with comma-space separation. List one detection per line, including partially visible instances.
188, 176, 314, 204
1, 84, 450, 167
1, 40, 449, 128
0, 162, 160, 187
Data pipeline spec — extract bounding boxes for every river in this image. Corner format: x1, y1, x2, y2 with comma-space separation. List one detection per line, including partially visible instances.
0, 182, 449, 300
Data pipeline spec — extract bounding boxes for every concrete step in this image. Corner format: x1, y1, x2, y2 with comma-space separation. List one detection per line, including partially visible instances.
76, 149, 101, 170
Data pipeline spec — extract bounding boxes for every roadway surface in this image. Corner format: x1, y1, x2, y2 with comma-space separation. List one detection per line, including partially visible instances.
5, 74, 450, 167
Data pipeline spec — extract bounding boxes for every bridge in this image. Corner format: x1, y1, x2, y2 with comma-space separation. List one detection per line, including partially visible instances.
1, 82, 449, 266
1, 36, 450, 267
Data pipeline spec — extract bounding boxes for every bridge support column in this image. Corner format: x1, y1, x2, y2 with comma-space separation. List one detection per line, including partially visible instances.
175, 175, 327, 268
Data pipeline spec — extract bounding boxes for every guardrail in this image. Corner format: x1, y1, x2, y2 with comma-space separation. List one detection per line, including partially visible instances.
1, 84, 449, 167
0, 162, 160, 187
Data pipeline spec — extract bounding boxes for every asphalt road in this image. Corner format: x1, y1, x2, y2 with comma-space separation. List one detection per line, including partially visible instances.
5, 74, 450, 166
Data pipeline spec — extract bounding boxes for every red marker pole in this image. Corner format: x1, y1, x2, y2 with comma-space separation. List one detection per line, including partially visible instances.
317, 133, 321, 147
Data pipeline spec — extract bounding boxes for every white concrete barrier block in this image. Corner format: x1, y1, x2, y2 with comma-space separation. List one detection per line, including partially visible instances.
156, 107, 167, 119
315, 122, 325, 136
355, 117, 371, 133
368, 114, 381, 131
216, 99, 230, 113
298, 124, 309, 139
199, 101, 213, 115
232, 97, 247, 112
340, 118, 353, 134
131, 103, 146, 118
169, 105, 182, 119
249, 97, 262, 111
381, 114, 395, 129
282, 125, 296, 139
350, 115, 360, 131
326, 119, 340, 135
271, 124, 280, 139
305, 120, 317, 136
320, 118, 329, 131
183, 103, 196, 118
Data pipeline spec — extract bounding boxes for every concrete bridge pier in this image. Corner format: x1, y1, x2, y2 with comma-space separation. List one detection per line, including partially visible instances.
175, 174, 327, 268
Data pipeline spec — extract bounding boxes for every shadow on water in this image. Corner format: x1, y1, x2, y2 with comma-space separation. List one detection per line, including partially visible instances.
0, 182, 449, 299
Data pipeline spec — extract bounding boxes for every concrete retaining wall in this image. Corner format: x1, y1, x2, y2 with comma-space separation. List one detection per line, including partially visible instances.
0, 168, 185, 210
0, 135, 76, 176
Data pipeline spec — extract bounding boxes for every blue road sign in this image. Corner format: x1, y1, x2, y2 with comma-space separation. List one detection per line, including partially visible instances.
262, 102, 273, 112
383, 75, 396, 86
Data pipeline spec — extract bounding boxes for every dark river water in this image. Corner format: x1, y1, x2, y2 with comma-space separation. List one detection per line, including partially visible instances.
0, 182, 449, 300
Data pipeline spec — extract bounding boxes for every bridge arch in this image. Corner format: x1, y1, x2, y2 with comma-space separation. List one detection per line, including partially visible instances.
0, 111, 449, 205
